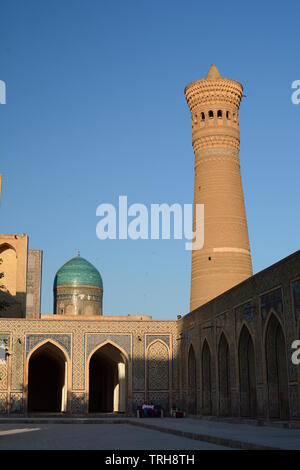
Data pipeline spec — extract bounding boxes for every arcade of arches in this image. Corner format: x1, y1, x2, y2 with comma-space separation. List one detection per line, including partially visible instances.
184, 312, 295, 419
27, 341, 127, 414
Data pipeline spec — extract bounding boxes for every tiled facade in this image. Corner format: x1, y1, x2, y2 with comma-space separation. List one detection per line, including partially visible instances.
25, 249, 42, 320
0, 315, 177, 415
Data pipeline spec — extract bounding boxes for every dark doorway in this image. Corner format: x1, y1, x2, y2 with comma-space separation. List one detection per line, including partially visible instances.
89, 343, 126, 413
218, 333, 231, 416
239, 326, 257, 417
202, 340, 212, 415
28, 342, 67, 413
188, 345, 197, 414
265, 314, 290, 419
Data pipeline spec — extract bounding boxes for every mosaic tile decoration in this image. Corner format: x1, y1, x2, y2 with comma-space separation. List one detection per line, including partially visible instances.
26, 334, 71, 357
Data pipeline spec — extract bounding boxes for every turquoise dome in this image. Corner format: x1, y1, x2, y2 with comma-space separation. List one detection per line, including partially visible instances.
54, 256, 103, 289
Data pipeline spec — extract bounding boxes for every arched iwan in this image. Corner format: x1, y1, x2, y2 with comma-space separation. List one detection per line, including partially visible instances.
202, 339, 212, 415
265, 313, 289, 419
87, 341, 128, 413
27, 340, 69, 413
188, 344, 197, 414
238, 325, 257, 417
218, 333, 231, 416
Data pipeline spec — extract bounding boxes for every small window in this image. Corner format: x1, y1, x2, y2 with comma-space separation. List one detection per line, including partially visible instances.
217, 110, 222, 118
226, 111, 231, 120
208, 110, 214, 119
201, 112, 205, 121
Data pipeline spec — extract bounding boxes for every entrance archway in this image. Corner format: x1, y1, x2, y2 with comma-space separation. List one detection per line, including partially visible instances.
27, 342, 68, 413
88, 343, 127, 413
202, 340, 212, 415
265, 314, 289, 419
218, 333, 231, 416
239, 325, 257, 417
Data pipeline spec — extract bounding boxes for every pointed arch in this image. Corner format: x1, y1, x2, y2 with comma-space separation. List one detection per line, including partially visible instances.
0, 243, 17, 295
218, 332, 231, 416
27, 337, 70, 362
0, 242, 17, 253
265, 313, 289, 419
146, 339, 170, 392
201, 339, 212, 415
87, 340, 128, 413
27, 340, 69, 413
238, 325, 257, 417
188, 344, 197, 414
87, 339, 129, 365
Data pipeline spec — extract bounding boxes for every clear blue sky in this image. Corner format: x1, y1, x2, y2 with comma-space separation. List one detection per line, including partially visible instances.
0, 0, 299, 319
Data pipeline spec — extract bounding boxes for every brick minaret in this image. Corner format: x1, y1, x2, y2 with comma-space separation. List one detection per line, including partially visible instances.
185, 64, 253, 310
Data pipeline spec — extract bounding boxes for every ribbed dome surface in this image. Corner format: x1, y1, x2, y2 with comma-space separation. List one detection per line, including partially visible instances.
54, 256, 103, 289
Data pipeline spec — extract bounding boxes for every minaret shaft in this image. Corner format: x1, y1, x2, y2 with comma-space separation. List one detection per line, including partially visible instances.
185, 65, 253, 310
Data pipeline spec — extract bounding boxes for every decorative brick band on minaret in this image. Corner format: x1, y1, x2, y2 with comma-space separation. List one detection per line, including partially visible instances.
185, 65, 253, 311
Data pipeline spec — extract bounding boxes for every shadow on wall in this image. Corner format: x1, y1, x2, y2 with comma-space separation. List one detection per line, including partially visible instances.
178, 308, 294, 421
0, 291, 26, 318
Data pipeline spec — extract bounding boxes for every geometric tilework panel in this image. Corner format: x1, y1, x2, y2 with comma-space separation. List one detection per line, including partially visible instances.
147, 391, 169, 411
86, 334, 131, 358
72, 333, 84, 390
132, 337, 144, 392
10, 392, 23, 413
260, 288, 283, 328
235, 301, 255, 331
12, 339, 24, 391
147, 340, 169, 391
26, 334, 71, 358
0, 334, 10, 391
0, 363, 8, 390
132, 392, 146, 410
71, 392, 86, 414
0, 334, 10, 349
292, 280, 300, 323
146, 335, 170, 349
0, 392, 7, 413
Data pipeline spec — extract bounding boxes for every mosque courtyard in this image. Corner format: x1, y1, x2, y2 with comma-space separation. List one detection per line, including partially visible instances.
0, 418, 299, 450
